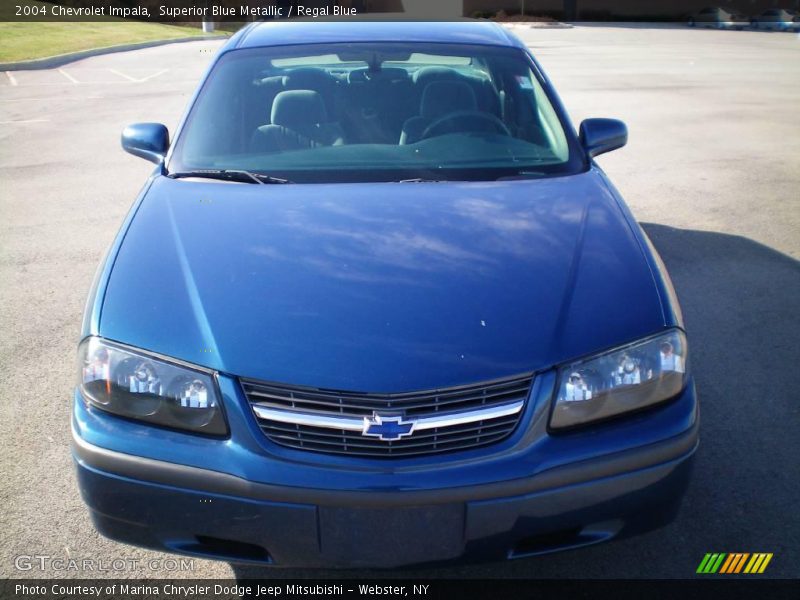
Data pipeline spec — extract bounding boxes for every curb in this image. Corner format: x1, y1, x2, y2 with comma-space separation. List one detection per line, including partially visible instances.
0, 35, 228, 71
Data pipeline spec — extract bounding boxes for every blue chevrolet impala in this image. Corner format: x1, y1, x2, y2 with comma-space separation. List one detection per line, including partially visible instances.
73, 21, 698, 568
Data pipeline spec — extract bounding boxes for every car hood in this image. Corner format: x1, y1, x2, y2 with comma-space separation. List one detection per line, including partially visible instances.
100, 170, 664, 391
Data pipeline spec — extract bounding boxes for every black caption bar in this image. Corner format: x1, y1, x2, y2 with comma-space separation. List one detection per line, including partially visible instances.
0, 1, 772, 23
2, 579, 799, 600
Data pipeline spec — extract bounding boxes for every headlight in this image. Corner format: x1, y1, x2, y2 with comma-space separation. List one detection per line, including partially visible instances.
550, 329, 687, 430
77, 337, 227, 436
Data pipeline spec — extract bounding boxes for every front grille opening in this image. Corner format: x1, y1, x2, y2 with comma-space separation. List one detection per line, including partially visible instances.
262, 414, 520, 458
242, 374, 533, 417
509, 528, 584, 558
190, 536, 272, 563
243, 374, 533, 458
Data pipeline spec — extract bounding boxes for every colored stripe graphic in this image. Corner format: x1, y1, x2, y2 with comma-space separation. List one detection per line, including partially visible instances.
697, 553, 726, 573
699, 553, 773, 574
710, 553, 726, 573
720, 553, 749, 573
719, 554, 736, 574
744, 553, 774, 574
733, 553, 750, 573
696, 553, 713, 573
758, 554, 773, 573
746, 554, 762, 573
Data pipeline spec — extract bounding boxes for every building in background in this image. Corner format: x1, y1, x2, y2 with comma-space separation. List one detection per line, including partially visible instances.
367, 0, 800, 20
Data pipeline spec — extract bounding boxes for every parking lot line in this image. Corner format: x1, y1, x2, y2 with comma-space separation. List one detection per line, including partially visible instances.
58, 69, 79, 85
108, 68, 138, 82
5, 71, 17, 86
137, 68, 169, 82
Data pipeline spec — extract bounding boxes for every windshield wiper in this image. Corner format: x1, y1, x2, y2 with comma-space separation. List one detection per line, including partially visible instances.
167, 169, 292, 184
496, 170, 548, 181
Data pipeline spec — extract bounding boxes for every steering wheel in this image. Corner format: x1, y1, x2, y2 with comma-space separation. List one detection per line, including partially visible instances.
419, 110, 511, 141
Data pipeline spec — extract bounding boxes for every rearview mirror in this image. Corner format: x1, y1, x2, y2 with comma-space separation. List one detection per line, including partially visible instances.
121, 123, 169, 164
579, 118, 627, 158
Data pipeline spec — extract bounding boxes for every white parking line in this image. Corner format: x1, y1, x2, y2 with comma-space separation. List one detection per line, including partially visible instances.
137, 68, 169, 82
58, 69, 80, 85
108, 68, 138, 82
5, 71, 18, 86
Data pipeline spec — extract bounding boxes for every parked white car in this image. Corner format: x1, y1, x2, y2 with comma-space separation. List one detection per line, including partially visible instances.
750, 8, 800, 31
688, 6, 749, 29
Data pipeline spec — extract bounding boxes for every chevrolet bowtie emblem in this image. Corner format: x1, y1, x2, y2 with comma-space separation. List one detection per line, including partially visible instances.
362, 413, 415, 441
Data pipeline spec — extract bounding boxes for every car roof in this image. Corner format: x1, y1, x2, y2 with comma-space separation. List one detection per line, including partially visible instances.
230, 20, 525, 51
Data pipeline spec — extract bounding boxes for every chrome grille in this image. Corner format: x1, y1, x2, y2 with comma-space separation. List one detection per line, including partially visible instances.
242, 374, 532, 458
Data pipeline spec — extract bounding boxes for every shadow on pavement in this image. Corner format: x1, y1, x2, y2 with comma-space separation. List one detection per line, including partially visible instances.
231, 224, 800, 580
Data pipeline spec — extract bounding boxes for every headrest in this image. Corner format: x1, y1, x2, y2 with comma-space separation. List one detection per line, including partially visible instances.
271, 90, 327, 131
283, 68, 333, 91
420, 81, 477, 120
412, 66, 462, 87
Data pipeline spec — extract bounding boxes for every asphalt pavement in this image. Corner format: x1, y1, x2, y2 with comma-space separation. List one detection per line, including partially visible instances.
0, 24, 798, 580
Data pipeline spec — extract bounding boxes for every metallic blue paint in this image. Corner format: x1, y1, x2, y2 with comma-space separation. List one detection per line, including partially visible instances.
121, 123, 169, 165
74, 370, 697, 487
579, 118, 628, 158
97, 170, 666, 391
74, 440, 695, 567
73, 21, 698, 567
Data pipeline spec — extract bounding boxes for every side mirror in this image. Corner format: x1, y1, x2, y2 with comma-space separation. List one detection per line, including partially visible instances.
579, 118, 627, 158
121, 123, 169, 164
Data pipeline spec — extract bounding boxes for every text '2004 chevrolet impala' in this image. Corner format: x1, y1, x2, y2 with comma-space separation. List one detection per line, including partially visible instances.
72, 21, 698, 568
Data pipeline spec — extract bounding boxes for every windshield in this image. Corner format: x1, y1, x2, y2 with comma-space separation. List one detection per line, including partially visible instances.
168, 42, 585, 183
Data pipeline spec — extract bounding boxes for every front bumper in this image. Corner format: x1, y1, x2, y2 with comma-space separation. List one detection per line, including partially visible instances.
72, 374, 698, 568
